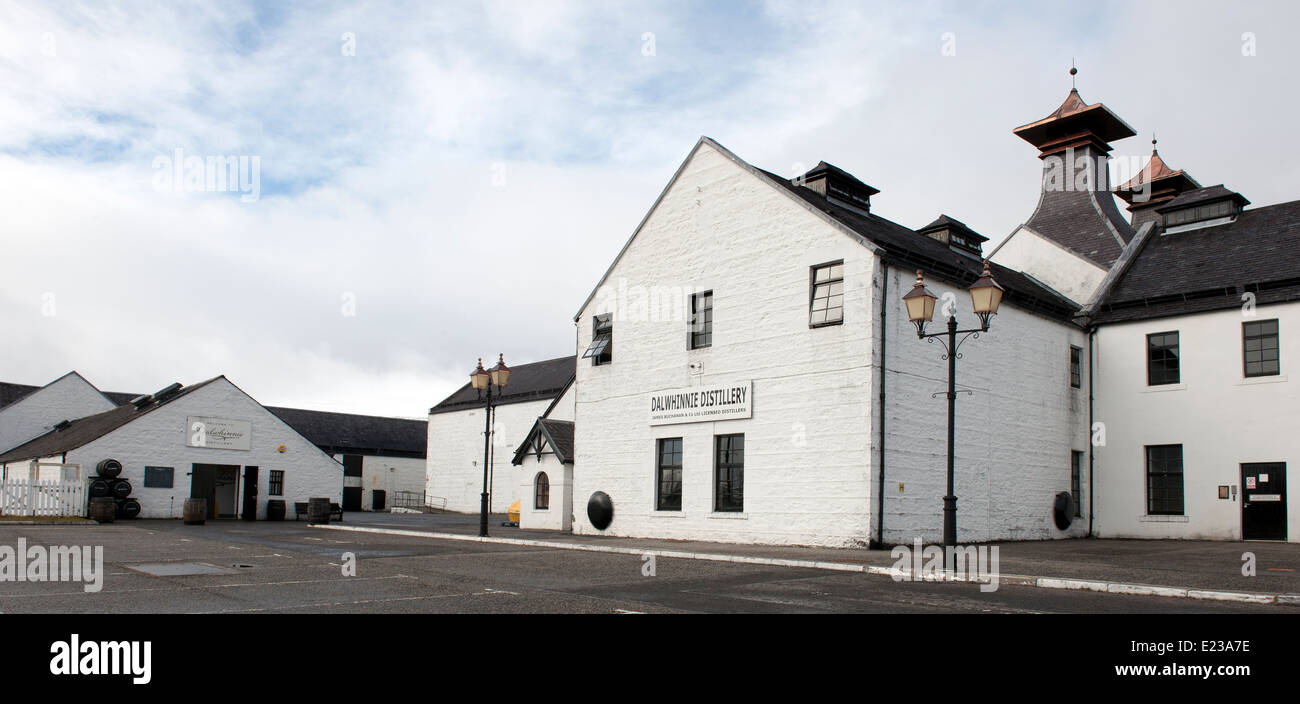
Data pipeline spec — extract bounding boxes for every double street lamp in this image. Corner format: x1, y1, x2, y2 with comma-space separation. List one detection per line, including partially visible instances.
470, 354, 511, 537
901, 260, 1004, 560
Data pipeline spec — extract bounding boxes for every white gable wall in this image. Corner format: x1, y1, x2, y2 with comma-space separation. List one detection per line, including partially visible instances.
990, 226, 1107, 305
63, 378, 341, 519
0, 373, 117, 453
572, 140, 878, 546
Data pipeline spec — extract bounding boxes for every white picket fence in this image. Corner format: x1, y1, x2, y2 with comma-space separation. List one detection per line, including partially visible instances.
0, 478, 88, 517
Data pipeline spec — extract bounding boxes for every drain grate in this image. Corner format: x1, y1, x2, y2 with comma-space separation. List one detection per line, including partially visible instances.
126, 562, 236, 577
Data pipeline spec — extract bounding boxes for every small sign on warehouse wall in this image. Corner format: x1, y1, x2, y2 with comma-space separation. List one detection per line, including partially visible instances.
187, 416, 252, 450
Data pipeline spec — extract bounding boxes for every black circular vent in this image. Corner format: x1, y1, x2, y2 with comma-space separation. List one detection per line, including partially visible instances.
587, 491, 614, 530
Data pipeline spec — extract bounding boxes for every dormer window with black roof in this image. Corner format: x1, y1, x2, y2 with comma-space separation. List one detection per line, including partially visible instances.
917, 215, 988, 259
794, 161, 879, 218
1156, 185, 1250, 232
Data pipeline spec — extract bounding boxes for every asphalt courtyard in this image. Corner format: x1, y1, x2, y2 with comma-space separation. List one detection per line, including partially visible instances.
0, 515, 1293, 613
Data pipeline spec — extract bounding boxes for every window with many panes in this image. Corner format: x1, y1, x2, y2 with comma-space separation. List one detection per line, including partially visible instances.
1147, 331, 1180, 385
1243, 319, 1280, 377
810, 262, 844, 327
1070, 346, 1082, 388
1071, 451, 1083, 518
714, 434, 744, 512
689, 291, 713, 349
1146, 444, 1184, 516
269, 470, 284, 496
656, 438, 683, 511
534, 472, 549, 510
583, 313, 612, 366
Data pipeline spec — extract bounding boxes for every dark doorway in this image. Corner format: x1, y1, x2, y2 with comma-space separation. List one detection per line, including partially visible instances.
342, 454, 363, 512
1241, 463, 1287, 541
191, 463, 241, 520
241, 466, 259, 520
372, 490, 386, 511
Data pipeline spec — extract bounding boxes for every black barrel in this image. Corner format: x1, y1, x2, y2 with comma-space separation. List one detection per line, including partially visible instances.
89, 497, 115, 523
117, 498, 141, 519
307, 497, 331, 525
266, 499, 286, 521
89, 478, 111, 498
95, 459, 123, 479
95, 458, 123, 479
183, 498, 207, 525
110, 478, 132, 499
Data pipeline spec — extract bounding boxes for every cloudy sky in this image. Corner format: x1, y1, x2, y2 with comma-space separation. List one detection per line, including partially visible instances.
2, 0, 1297, 417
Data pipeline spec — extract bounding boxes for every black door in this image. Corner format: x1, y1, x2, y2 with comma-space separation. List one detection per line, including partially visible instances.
372, 490, 386, 511
342, 454, 363, 512
1241, 463, 1287, 540
342, 487, 363, 512
191, 464, 216, 519
241, 466, 259, 520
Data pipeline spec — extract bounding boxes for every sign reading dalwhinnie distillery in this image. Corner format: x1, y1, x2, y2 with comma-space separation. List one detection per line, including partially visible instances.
649, 381, 752, 426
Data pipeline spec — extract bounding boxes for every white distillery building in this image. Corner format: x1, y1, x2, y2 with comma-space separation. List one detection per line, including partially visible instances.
0, 376, 342, 519
985, 85, 1300, 543
565, 136, 1089, 548
426, 356, 574, 513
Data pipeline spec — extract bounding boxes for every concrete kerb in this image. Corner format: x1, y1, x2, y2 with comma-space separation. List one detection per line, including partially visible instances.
311, 524, 1300, 607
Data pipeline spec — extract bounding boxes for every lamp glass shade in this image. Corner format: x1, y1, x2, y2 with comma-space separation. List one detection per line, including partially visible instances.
490, 355, 511, 388
901, 271, 938, 324
968, 261, 1004, 315
469, 360, 490, 391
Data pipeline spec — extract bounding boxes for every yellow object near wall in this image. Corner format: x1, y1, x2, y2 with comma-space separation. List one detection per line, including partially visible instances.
508, 500, 520, 523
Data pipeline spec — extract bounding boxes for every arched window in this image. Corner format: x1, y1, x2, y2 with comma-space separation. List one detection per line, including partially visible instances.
535, 472, 550, 510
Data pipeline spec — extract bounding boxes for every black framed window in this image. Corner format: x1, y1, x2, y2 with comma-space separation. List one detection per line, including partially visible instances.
268, 470, 284, 496
1147, 331, 1180, 385
535, 472, 550, 510
689, 291, 713, 349
143, 466, 174, 489
1243, 319, 1280, 377
714, 434, 744, 512
1145, 444, 1184, 516
1070, 451, 1083, 518
1069, 346, 1082, 388
656, 438, 683, 511
583, 313, 613, 365
810, 262, 844, 327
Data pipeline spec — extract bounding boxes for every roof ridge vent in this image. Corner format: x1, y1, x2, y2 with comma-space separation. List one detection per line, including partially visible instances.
151, 382, 183, 403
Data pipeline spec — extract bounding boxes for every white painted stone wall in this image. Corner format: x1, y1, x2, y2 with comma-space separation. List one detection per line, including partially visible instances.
426, 399, 552, 513
1092, 302, 1299, 542
546, 384, 575, 422
0, 372, 117, 453
62, 378, 341, 519
989, 226, 1107, 305
875, 264, 1092, 545
517, 454, 572, 531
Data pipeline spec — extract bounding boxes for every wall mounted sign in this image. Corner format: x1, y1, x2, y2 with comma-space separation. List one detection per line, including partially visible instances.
649, 381, 751, 426
187, 416, 252, 450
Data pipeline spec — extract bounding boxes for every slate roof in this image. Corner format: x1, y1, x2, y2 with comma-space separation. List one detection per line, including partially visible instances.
511, 418, 574, 465
430, 356, 575, 415
754, 166, 1080, 321
0, 380, 135, 411
919, 214, 989, 243
266, 407, 426, 459
0, 378, 224, 464
1092, 199, 1300, 324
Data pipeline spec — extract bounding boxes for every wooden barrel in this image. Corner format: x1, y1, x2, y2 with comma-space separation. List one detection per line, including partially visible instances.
110, 478, 132, 499
89, 478, 111, 498
89, 497, 115, 523
183, 498, 207, 525
116, 498, 141, 519
307, 497, 331, 525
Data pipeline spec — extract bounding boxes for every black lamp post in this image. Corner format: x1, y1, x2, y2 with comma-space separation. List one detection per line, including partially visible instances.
470, 354, 511, 537
901, 261, 1004, 565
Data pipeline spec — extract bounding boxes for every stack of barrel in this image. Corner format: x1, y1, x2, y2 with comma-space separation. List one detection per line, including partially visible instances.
88, 459, 140, 520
